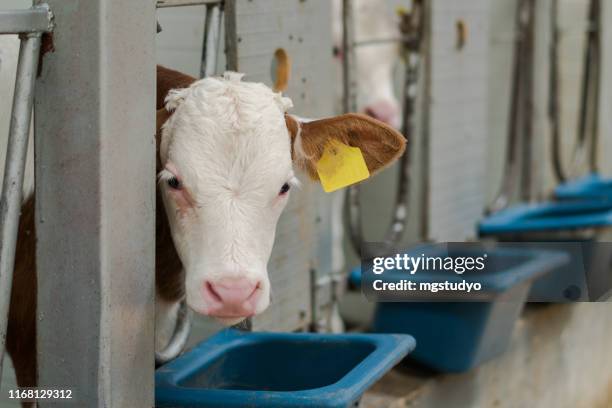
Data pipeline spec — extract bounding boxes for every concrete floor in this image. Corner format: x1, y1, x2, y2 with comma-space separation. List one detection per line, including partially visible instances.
360, 302, 612, 408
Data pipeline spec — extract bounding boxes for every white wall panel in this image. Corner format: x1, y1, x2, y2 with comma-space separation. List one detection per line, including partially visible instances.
427, 0, 490, 241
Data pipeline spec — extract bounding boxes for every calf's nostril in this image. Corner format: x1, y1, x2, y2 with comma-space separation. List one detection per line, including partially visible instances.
205, 278, 259, 306
205, 281, 223, 303
365, 107, 379, 120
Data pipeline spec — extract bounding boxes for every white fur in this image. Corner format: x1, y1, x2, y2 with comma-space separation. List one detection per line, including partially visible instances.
160, 73, 296, 319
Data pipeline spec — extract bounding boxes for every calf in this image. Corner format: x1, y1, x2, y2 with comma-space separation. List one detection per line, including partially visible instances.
4, 65, 405, 391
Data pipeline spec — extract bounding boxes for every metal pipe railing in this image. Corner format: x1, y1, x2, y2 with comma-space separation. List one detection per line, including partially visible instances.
550, 0, 601, 183
0, 6, 53, 385
0, 4, 53, 388
200, 3, 223, 78
548, 0, 567, 183
155, 300, 191, 366
0, 4, 53, 34
157, 0, 222, 8
575, 0, 601, 175
487, 0, 535, 213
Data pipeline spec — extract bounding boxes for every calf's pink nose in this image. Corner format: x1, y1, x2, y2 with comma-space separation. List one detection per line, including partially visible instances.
364, 100, 399, 127
203, 277, 260, 317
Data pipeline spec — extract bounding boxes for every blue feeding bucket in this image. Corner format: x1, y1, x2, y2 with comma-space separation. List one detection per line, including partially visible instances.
155, 329, 415, 408
554, 173, 612, 201
352, 244, 567, 372
479, 200, 612, 301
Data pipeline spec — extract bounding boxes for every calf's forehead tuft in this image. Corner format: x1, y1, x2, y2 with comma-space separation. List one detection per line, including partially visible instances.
160, 73, 294, 165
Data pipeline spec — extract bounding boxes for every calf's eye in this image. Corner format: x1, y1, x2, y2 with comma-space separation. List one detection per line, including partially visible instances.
167, 176, 181, 190
279, 182, 291, 195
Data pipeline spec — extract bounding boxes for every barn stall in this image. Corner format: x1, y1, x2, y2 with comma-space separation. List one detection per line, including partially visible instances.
0, 0, 611, 407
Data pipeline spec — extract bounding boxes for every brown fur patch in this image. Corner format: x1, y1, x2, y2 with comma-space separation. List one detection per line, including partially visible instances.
7, 196, 37, 389
157, 65, 197, 110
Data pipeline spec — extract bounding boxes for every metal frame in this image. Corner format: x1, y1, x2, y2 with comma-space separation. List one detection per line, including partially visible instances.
574, 0, 601, 175
547, 0, 601, 185
0, 3, 53, 389
549, 0, 566, 182
0, 4, 53, 35
488, 0, 536, 213
200, 2, 224, 77
157, 0, 222, 8
34, 0, 156, 405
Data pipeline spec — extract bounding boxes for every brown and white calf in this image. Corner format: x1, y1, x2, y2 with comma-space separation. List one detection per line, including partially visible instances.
3, 63, 405, 389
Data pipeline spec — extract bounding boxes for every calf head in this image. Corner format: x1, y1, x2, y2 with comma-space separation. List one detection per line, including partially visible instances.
157, 72, 404, 325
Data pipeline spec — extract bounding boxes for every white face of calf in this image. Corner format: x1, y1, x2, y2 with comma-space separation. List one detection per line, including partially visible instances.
332, 0, 401, 128
159, 73, 294, 325
158, 72, 405, 325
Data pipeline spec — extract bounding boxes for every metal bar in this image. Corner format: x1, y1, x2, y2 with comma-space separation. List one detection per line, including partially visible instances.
200, 4, 214, 77
487, 0, 530, 213
224, 0, 238, 71
342, 0, 364, 256
35, 0, 156, 406
157, 0, 222, 8
0, 4, 53, 35
0, 33, 41, 388
567, 0, 601, 176
200, 4, 221, 78
587, 0, 601, 173
548, 0, 567, 182
353, 36, 408, 47
519, 0, 535, 202
341, 0, 357, 114
155, 300, 191, 366
384, 1, 424, 245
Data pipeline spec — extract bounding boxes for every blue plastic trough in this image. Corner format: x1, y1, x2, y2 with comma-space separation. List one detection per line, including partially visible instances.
155, 329, 416, 408
352, 244, 567, 372
478, 200, 612, 301
554, 173, 612, 201
478, 200, 612, 236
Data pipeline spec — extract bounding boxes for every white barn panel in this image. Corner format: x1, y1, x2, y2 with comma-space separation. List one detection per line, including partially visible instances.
426, 0, 490, 241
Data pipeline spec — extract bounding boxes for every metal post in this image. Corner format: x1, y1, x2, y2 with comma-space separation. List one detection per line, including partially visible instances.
549, 0, 567, 182
224, 0, 238, 71
341, 0, 357, 114
0, 32, 41, 385
200, 3, 222, 78
35, 0, 156, 406
157, 0, 222, 7
519, 0, 535, 202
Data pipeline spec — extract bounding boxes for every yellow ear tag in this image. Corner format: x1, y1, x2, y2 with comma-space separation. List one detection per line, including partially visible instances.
316, 140, 370, 193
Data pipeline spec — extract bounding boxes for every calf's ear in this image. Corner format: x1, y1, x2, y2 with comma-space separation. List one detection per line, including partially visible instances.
285, 113, 405, 185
